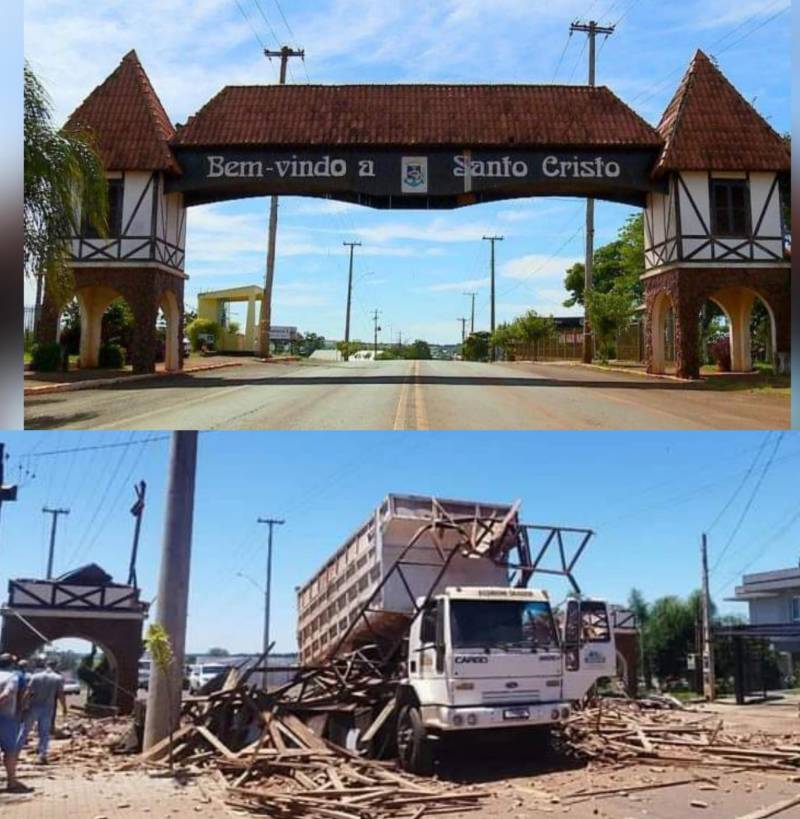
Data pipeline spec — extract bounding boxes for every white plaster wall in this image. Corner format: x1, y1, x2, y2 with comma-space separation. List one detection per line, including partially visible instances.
679, 172, 711, 236
122, 171, 154, 237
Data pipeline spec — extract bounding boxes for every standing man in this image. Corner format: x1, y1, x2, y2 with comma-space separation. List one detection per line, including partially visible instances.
17, 659, 66, 765
0, 654, 31, 793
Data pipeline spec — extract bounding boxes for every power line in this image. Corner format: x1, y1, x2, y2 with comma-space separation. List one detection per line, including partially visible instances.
709, 432, 784, 575
17, 435, 170, 459
705, 432, 772, 534
715, 5, 789, 56
250, 0, 281, 45
233, 0, 267, 50
551, 33, 573, 82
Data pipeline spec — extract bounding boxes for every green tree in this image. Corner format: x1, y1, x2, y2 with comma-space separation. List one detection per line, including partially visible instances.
643, 595, 695, 686
207, 647, 229, 657
585, 286, 636, 362
24, 62, 108, 308
627, 588, 652, 688
563, 214, 645, 308
490, 322, 520, 360
403, 339, 432, 360
515, 310, 555, 359
462, 331, 490, 361
336, 340, 365, 358
299, 332, 325, 357
186, 318, 221, 351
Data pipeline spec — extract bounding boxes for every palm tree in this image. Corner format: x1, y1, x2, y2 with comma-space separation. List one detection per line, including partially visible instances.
24, 62, 108, 326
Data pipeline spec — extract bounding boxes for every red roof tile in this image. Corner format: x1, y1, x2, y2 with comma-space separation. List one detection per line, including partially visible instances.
171, 84, 662, 149
65, 50, 180, 174
655, 50, 789, 175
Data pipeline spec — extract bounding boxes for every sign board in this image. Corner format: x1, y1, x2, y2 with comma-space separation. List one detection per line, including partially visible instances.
269, 325, 299, 341
168, 148, 663, 208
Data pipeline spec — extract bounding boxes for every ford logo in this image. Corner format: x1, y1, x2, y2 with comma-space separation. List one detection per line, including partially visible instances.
505, 681, 519, 689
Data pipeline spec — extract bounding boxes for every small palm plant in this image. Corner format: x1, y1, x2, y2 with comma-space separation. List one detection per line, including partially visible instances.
144, 624, 176, 771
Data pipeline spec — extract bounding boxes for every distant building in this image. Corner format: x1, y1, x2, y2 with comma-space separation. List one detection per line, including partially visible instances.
728, 567, 800, 675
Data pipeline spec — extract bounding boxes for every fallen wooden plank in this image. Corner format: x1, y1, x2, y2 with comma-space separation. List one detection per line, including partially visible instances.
195, 726, 239, 761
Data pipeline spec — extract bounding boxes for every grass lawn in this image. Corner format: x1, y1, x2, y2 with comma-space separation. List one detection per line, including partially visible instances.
698, 364, 790, 395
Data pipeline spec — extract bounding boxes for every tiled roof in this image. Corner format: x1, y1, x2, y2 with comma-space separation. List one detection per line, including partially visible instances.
654, 50, 789, 175
171, 85, 662, 149
64, 50, 180, 174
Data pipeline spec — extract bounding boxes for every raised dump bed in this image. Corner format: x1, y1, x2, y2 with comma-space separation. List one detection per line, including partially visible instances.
296, 494, 520, 665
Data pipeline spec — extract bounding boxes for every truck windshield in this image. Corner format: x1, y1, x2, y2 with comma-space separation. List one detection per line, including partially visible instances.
450, 600, 558, 651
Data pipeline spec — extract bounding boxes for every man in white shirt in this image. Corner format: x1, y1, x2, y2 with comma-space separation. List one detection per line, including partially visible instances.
17, 658, 67, 765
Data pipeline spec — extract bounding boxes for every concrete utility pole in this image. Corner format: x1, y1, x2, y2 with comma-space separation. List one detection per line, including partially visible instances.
458, 317, 468, 345
42, 507, 69, 579
371, 309, 381, 357
256, 517, 284, 687
482, 236, 503, 361
463, 291, 477, 335
258, 46, 305, 359
570, 20, 614, 364
700, 532, 716, 701
143, 431, 198, 751
342, 241, 362, 361
127, 481, 147, 588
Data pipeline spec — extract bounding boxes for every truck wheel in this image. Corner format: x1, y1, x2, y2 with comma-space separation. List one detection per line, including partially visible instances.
396, 705, 433, 776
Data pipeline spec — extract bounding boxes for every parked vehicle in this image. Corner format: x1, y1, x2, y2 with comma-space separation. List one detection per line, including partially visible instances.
183, 337, 191, 356
297, 494, 617, 774
62, 676, 81, 695
189, 663, 229, 693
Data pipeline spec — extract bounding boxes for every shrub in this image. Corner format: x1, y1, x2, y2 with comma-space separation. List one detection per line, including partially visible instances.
186, 318, 221, 351
709, 337, 731, 372
98, 343, 124, 369
30, 341, 62, 372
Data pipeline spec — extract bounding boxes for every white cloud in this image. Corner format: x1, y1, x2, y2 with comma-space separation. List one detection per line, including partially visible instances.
500, 253, 581, 282
425, 277, 488, 293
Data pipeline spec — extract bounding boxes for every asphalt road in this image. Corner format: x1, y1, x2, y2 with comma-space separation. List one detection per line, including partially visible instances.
24, 358, 789, 430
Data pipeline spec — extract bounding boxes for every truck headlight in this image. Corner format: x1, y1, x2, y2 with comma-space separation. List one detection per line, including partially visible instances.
551, 708, 560, 720
466, 713, 478, 726
561, 707, 570, 719
452, 713, 464, 726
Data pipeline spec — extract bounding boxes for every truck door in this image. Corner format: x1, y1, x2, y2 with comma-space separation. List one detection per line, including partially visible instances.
410, 601, 439, 680
562, 599, 616, 700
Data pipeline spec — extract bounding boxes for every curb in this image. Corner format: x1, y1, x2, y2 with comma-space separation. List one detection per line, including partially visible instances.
24, 360, 243, 397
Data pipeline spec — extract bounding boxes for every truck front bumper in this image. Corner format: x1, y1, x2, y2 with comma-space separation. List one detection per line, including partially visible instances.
421, 701, 571, 732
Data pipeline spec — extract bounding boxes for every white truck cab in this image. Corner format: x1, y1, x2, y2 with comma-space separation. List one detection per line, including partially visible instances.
396, 586, 615, 773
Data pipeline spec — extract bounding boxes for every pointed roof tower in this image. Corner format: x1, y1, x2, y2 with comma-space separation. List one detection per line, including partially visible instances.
64, 50, 180, 174
654, 49, 789, 175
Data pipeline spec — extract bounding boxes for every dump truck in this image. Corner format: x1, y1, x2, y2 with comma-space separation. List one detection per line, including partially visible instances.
295, 494, 618, 774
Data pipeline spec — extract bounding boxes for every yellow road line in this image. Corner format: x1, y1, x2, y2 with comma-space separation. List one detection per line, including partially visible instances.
392, 365, 411, 430
413, 360, 429, 430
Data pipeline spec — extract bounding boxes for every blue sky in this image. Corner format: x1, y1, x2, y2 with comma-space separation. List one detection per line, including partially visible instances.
1, 431, 798, 654
23, 0, 790, 344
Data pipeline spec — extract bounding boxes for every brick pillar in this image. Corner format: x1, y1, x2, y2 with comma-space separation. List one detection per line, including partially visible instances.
673, 282, 701, 380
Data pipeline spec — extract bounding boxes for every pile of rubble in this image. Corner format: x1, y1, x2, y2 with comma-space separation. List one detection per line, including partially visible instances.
131, 669, 486, 819
560, 696, 800, 773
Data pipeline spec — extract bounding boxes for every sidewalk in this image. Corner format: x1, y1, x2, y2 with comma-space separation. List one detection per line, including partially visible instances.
24, 356, 245, 396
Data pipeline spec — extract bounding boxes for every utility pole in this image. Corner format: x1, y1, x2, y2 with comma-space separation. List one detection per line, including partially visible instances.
371, 309, 381, 357
0, 443, 19, 537
463, 291, 477, 334
570, 20, 614, 364
256, 517, 285, 688
482, 236, 503, 361
258, 46, 305, 359
398, 330, 403, 347
127, 481, 146, 588
458, 317, 468, 345
42, 507, 69, 579
342, 241, 362, 361
144, 431, 198, 751
700, 532, 716, 701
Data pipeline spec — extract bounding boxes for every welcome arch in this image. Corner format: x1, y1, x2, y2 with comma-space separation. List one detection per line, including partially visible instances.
39, 49, 790, 377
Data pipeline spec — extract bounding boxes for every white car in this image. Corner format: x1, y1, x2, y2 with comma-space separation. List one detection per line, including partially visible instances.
188, 663, 229, 693
62, 677, 80, 695
182, 337, 191, 356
